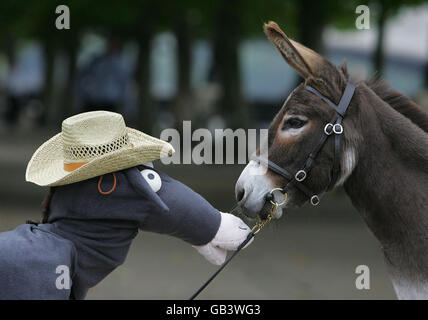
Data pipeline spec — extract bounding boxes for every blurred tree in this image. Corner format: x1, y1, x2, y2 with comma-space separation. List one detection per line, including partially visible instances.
370, 0, 426, 75
200, 0, 355, 127
197, 0, 287, 129
295, 0, 361, 53
83, 0, 156, 133
3, 0, 427, 131
158, 0, 196, 130
15, 0, 87, 125
296, 0, 326, 53
86, 0, 164, 134
330, 0, 427, 75
0, 0, 37, 124
35, 0, 158, 133
134, 4, 157, 134
174, 9, 192, 124
0, 1, 26, 67
212, 0, 247, 129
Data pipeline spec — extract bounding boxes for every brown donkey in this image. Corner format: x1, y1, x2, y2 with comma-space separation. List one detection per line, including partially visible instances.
235, 22, 428, 299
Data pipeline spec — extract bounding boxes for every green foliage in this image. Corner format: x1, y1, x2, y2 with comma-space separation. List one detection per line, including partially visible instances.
1, 0, 427, 45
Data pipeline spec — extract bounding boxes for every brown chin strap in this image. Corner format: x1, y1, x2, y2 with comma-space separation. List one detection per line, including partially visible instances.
253, 81, 356, 207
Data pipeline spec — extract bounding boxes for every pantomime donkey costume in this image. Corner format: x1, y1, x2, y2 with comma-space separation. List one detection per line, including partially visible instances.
0, 111, 253, 299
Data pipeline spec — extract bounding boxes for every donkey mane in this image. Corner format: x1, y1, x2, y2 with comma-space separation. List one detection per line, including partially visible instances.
367, 77, 428, 133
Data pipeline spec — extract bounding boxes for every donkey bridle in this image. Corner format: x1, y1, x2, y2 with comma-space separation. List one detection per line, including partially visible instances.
253, 81, 356, 207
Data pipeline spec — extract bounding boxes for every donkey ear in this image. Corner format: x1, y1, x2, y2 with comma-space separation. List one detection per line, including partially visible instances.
340, 58, 349, 77
264, 21, 325, 79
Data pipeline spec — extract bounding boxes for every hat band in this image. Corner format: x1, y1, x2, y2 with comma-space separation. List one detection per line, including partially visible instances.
64, 162, 88, 172
63, 133, 130, 162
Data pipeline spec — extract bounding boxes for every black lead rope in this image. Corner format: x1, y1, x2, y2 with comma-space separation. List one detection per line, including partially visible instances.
188, 231, 255, 300
189, 194, 280, 300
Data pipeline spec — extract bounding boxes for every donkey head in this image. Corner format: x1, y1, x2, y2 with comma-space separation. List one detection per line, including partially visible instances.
235, 22, 360, 219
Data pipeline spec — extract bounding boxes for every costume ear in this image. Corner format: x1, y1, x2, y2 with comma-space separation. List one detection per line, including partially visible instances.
125, 166, 169, 214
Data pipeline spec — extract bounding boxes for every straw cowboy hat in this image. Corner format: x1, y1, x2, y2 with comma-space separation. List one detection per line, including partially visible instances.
26, 111, 174, 187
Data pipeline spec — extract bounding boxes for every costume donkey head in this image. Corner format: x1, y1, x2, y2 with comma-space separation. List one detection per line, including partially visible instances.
0, 111, 253, 300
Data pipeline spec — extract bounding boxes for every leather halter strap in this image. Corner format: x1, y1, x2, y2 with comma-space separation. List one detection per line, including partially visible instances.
253, 81, 356, 206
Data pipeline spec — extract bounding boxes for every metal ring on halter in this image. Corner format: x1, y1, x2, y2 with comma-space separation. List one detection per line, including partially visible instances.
333, 123, 343, 134
310, 195, 320, 206
324, 123, 334, 135
295, 170, 306, 182
268, 188, 287, 206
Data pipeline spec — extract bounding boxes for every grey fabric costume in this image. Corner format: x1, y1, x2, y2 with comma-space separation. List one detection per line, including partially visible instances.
0, 165, 221, 299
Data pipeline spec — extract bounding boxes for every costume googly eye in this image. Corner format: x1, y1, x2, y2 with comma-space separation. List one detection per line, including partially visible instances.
140, 169, 162, 192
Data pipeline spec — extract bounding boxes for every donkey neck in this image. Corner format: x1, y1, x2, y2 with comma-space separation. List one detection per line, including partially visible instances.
343, 83, 428, 298
344, 83, 427, 241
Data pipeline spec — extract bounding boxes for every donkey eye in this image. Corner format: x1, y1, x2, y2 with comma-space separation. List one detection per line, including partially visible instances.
140, 169, 162, 192
282, 117, 307, 130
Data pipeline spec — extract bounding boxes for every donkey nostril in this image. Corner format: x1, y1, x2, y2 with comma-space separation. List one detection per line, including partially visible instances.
236, 188, 245, 202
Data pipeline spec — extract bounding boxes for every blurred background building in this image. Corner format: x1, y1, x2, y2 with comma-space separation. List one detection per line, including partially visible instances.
0, 0, 427, 299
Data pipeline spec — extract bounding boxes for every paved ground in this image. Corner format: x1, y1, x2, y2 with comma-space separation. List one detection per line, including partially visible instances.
0, 128, 397, 299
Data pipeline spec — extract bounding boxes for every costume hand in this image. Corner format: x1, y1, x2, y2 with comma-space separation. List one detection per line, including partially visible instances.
193, 212, 253, 265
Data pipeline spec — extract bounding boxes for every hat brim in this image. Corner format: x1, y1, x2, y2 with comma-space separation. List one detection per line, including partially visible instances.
26, 128, 174, 187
